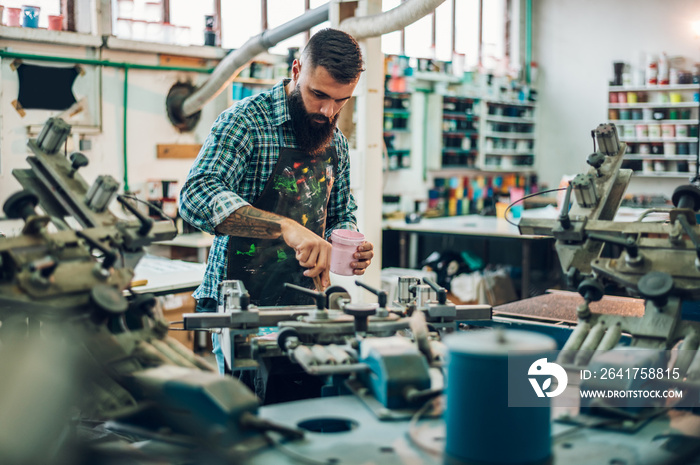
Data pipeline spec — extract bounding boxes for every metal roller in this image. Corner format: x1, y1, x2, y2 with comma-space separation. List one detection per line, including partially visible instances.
292, 345, 317, 368
597, 322, 622, 351
325, 344, 352, 364
164, 336, 217, 372
150, 339, 198, 369
310, 344, 336, 365
674, 333, 700, 377
558, 322, 591, 364
429, 340, 447, 362
684, 341, 700, 381
134, 341, 175, 366
574, 322, 607, 366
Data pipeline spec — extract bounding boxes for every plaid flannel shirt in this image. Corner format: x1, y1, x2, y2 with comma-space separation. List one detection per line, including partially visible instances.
178, 80, 358, 302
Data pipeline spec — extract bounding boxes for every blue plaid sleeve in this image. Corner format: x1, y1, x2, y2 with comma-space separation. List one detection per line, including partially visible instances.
178, 111, 253, 235
325, 133, 358, 239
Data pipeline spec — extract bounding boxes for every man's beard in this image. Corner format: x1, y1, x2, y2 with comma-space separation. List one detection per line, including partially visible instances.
288, 85, 339, 156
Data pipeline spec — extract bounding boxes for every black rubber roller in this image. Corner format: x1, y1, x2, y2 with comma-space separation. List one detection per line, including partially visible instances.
672, 185, 700, 212
3, 191, 39, 220
577, 278, 604, 302
277, 327, 300, 352
638, 271, 674, 308
90, 284, 129, 316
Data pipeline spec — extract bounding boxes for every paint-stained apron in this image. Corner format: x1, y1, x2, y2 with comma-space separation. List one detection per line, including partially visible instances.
226, 132, 337, 306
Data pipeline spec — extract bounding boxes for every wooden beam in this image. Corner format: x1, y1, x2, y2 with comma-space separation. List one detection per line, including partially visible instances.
157, 144, 202, 159
159, 55, 209, 68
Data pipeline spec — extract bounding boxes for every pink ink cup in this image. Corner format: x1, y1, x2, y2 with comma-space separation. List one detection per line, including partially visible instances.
330, 229, 365, 276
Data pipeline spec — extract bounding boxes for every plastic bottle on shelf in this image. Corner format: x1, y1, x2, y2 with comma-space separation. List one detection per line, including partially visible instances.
622, 64, 632, 87
646, 53, 658, 87
658, 53, 670, 85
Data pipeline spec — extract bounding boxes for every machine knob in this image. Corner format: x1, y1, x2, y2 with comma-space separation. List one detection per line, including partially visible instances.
343, 303, 377, 335
124, 293, 157, 330
672, 185, 700, 212
3, 191, 39, 220
90, 284, 129, 316
586, 152, 605, 170
638, 271, 674, 308
240, 293, 250, 311
68, 152, 89, 177
277, 327, 300, 352
577, 278, 604, 302
129, 293, 157, 316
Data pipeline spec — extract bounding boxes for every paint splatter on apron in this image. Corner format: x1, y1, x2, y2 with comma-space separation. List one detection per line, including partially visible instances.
227, 128, 337, 306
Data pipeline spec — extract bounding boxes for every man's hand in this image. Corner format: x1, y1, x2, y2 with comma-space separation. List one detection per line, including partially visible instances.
280, 219, 332, 287
216, 206, 332, 287
351, 241, 374, 275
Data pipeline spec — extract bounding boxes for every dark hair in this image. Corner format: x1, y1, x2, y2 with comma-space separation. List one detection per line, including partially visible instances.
301, 28, 365, 84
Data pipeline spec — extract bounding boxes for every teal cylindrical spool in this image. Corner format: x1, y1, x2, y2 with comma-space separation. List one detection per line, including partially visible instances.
443, 330, 556, 465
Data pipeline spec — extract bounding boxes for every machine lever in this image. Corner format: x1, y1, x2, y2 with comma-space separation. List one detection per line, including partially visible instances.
676, 215, 700, 261
76, 230, 117, 269
587, 232, 639, 259
559, 181, 573, 230
117, 195, 154, 236
422, 277, 447, 305
283, 282, 326, 310
354, 280, 388, 308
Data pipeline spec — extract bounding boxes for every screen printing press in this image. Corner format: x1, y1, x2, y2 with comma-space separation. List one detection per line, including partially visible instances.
4, 119, 700, 465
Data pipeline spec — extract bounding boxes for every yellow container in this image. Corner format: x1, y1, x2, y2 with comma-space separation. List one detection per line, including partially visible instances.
496, 202, 509, 219
670, 92, 683, 104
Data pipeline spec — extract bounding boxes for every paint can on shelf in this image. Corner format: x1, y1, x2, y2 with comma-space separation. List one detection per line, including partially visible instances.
661, 124, 675, 139
635, 124, 648, 139
648, 124, 661, 139
21, 5, 40, 28
663, 142, 676, 156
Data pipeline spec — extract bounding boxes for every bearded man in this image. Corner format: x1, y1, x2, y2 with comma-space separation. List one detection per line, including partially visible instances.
179, 29, 374, 389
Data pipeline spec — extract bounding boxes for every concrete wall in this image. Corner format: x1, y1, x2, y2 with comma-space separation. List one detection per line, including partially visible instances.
532, 0, 700, 197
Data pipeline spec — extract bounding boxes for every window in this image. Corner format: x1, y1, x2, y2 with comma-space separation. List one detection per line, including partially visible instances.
404, 11, 433, 59
2, 0, 61, 29
168, 0, 215, 46
434, 1, 453, 62
481, 0, 506, 72
267, 0, 305, 55
221, 2, 262, 49
381, 0, 402, 57
454, 0, 480, 71
309, 0, 330, 37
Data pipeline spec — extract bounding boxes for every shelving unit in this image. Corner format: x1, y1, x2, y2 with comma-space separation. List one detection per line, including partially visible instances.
479, 100, 536, 171
425, 94, 537, 173
230, 77, 278, 102
608, 84, 699, 177
383, 92, 412, 170
441, 96, 480, 169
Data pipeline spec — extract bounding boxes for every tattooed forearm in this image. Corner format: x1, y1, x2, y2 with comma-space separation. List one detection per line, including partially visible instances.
215, 206, 285, 238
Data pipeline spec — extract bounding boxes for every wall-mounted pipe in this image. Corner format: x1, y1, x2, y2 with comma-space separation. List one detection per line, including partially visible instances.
180, 4, 330, 118
338, 0, 445, 40
526, 0, 532, 84
180, 0, 447, 119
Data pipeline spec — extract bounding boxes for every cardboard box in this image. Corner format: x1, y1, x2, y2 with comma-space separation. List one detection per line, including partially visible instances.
160, 292, 196, 350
